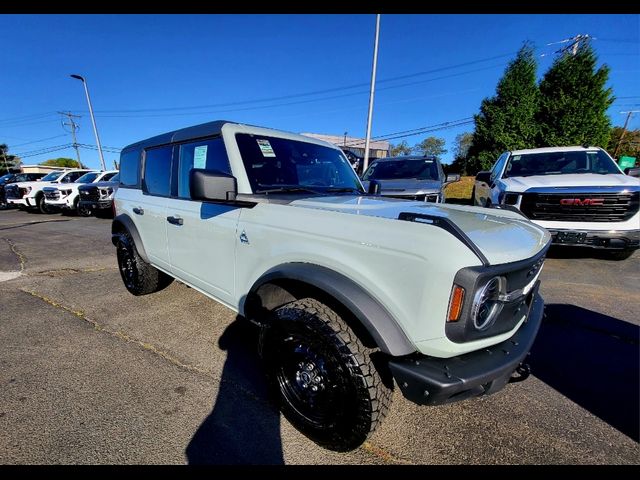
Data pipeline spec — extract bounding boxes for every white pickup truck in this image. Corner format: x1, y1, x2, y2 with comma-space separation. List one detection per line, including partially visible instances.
5, 169, 91, 213
474, 146, 639, 259
43, 170, 119, 215
112, 120, 550, 451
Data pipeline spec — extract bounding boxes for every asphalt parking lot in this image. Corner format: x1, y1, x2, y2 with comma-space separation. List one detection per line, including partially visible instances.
0, 208, 638, 464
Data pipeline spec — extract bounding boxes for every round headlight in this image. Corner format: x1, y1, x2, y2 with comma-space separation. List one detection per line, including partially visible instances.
472, 277, 505, 330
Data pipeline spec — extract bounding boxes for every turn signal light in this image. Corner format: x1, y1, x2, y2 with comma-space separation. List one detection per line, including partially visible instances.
447, 285, 465, 322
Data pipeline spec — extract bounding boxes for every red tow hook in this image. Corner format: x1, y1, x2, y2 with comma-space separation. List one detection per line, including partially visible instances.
509, 363, 531, 383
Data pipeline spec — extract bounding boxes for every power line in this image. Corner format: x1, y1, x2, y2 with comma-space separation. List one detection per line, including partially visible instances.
0, 112, 56, 126
341, 117, 474, 148
74, 51, 521, 117
9, 134, 68, 148
15, 144, 74, 159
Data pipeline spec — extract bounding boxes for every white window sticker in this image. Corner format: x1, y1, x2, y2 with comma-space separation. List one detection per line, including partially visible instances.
257, 139, 276, 157
194, 145, 208, 169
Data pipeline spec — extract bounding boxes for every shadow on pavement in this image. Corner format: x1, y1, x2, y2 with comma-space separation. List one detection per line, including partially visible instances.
546, 245, 636, 261
186, 317, 284, 465
528, 304, 639, 441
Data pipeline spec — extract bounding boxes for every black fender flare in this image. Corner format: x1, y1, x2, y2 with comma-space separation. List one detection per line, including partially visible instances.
111, 214, 149, 263
245, 263, 416, 356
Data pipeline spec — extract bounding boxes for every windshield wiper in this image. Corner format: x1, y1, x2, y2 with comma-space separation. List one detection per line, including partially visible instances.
325, 187, 363, 194
255, 185, 322, 195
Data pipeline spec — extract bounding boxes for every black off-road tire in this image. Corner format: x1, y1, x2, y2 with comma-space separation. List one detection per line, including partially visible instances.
263, 298, 392, 452
115, 230, 173, 296
76, 197, 92, 217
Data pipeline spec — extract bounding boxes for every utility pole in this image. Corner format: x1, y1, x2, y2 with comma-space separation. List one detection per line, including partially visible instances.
362, 14, 381, 173
59, 111, 83, 168
613, 110, 639, 159
565, 34, 591, 56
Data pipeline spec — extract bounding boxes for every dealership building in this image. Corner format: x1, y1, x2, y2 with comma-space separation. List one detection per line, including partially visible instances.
301, 133, 390, 159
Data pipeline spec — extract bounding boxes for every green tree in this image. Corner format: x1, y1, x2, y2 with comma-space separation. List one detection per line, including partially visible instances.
0, 144, 21, 174
607, 126, 640, 159
389, 140, 412, 156
42, 158, 81, 168
413, 136, 447, 157
467, 43, 540, 173
537, 42, 614, 148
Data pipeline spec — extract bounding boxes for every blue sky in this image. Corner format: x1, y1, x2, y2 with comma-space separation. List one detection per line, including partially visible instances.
1, 14, 638, 169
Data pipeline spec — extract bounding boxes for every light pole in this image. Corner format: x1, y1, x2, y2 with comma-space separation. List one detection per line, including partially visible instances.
362, 14, 381, 173
70, 74, 106, 171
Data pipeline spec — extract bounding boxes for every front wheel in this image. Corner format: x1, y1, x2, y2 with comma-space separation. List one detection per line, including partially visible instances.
263, 298, 392, 452
76, 198, 92, 217
36, 194, 52, 214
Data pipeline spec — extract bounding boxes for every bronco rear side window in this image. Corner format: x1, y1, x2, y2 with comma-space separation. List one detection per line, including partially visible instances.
120, 149, 141, 188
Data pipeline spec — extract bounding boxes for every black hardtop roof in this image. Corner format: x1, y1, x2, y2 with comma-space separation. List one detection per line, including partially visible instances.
121, 120, 237, 152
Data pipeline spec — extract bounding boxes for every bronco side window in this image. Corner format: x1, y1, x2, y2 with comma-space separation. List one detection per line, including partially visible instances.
143, 145, 173, 197
177, 137, 230, 199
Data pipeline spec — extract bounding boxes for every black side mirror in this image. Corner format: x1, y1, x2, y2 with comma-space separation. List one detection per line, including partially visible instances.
475, 171, 492, 184
190, 169, 238, 201
624, 167, 640, 178
368, 179, 381, 194
446, 173, 461, 183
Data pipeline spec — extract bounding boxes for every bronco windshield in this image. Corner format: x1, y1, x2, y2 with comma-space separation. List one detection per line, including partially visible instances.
236, 133, 364, 194
41, 171, 64, 182
504, 150, 621, 177
362, 158, 440, 181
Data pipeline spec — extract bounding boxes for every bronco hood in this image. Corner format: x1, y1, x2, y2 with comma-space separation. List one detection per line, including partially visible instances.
291, 196, 550, 265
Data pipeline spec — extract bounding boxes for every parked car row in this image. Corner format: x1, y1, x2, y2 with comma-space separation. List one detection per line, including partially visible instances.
3, 168, 119, 217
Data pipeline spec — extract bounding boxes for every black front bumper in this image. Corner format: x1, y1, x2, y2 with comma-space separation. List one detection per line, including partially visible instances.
388, 286, 544, 406
548, 229, 639, 250
79, 199, 112, 210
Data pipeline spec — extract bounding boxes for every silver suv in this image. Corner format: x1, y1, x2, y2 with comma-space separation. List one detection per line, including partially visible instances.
112, 120, 549, 451
361, 155, 460, 202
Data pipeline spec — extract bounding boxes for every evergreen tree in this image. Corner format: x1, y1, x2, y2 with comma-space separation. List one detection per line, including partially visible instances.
537, 42, 614, 148
467, 43, 540, 173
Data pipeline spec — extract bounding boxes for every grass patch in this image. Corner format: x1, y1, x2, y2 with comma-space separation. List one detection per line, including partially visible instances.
445, 176, 475, 204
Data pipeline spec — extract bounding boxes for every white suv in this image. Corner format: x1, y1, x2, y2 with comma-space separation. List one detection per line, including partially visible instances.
5, 169, 91, 213
473, 146, 640, 259
43, 170, 118, 215
112, 120, 550, 451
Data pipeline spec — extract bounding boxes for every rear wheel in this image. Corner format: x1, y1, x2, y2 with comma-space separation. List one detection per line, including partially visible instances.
263, 298, 392, 452
115, 230, 173, 295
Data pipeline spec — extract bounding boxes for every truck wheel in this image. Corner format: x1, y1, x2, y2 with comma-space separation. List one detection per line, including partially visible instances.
263, 298, 392, 451
75, 198, 92, 217
115, 230, 173, 295
36, 193, 52, 214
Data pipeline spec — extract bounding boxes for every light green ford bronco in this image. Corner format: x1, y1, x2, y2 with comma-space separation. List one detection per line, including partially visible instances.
112, 120, 550, 451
